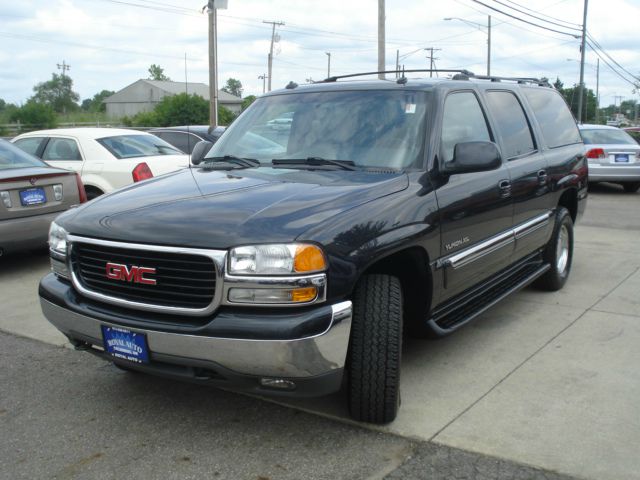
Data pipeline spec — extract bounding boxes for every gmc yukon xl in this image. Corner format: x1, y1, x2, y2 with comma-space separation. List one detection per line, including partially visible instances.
40, 71, 587, 423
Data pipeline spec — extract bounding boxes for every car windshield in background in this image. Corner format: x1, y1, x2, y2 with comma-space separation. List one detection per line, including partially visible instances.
0, 139, 47, 170
97, 135, 183, 159
206, 90, 429, 170
580, 129, 637, 145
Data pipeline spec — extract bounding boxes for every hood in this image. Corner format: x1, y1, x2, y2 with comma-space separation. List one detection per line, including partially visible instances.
60, 166, 408, 249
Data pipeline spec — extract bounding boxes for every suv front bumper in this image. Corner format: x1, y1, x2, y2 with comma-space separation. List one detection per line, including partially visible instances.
39, 274, 352, 397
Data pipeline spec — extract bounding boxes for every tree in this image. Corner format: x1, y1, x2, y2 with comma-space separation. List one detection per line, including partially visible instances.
222, 78, 243, 98
148, 64, 170, 81
10, 100, 57, 131
81, 90, 115, 112
218, 105, 236, 125
241, 95, 257, 111
31, 73, 80, 113
554, 78, 597, 123
0, 98, 6, 112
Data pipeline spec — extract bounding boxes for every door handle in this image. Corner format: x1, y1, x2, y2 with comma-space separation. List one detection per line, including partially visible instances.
537, 170, 548, 185
498, 179, 511, 198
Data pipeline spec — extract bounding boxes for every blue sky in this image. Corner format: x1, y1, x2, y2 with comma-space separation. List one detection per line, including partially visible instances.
1, 0, 638, 110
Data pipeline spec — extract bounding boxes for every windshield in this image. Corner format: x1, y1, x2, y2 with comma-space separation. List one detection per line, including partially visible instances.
97, 135, 183, 159
0, 139, 47, 170
206, 90, 429, 170
580, 128, 637, 145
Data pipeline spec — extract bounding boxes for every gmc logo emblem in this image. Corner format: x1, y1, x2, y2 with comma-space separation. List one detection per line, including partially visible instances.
105, 262, 157, 285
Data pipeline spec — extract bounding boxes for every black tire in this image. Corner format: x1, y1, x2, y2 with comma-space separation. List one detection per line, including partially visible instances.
534, 207, 573, 291
622, 182, 640, 193
348, 274, 403, 424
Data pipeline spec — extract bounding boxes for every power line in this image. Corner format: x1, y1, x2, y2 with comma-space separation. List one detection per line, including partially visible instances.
486, 0, 581, 31
585, 41, 639, 89
470, 0, 580, 37
586, 33, 640, 83
500, 0, 582, 28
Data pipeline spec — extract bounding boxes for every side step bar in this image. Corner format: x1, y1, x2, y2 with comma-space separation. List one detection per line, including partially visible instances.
427, 254, 550, 336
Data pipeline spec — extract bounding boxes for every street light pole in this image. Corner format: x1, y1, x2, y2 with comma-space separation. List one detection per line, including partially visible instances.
444, 16, 491, 76
325, 52, 331, 78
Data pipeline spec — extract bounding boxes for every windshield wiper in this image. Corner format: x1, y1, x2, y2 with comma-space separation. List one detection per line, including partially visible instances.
271, 157, 358, 171
201, 155, 261, 168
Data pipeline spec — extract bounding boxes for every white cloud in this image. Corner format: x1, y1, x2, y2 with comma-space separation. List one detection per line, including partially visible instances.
0, 0, 638, 111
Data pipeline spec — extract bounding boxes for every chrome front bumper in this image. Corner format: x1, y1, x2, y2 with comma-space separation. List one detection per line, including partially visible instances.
40, 298, 352, 379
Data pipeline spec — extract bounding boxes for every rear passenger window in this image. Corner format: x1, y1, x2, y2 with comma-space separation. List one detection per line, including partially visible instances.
522, 88, 581, 148
486, 91, 535, 159
441, 92, 491, 162
13, 137, 45, 157
42, 138, 82, 161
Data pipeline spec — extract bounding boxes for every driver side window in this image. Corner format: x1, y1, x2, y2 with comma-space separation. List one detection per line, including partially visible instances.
441, 92, 491, 162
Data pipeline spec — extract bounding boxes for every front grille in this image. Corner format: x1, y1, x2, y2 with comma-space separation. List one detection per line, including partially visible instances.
71, 242, 217, 310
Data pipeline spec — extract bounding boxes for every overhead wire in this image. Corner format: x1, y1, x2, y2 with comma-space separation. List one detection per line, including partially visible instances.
486, 0, 581, 31
500, 0, 582, 28
469, 0, 580, 37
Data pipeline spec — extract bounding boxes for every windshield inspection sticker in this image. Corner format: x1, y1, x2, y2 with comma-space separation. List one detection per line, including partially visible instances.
405, 103, 417, 114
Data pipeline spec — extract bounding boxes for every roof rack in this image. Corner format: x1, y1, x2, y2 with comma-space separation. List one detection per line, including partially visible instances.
319, 69, 551, 87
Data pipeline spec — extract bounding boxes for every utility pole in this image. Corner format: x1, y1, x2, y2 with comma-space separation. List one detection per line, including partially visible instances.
487, 15, 491, 76
56, 60, 70, 77
263, 20, 284, 91
595, 58, 600, 123
378, 0, 385, 79
426, 48, 441, 77
395, 49, 399, 78
614, 96, 624, 114
258, 74, 267, 94
577, 0, 589, 124
325, 52, 331, 78
207, 0, 227, 129
56, 60, 71, 114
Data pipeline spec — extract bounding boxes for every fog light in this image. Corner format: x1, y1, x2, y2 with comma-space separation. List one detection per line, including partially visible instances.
53, 184, 63, 201
228, 286, 317, 304
260, 378, 296, 391
0, 191, 11, 208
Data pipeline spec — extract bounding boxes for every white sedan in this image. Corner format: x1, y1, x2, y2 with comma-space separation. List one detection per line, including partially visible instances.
12, 128, 189, 200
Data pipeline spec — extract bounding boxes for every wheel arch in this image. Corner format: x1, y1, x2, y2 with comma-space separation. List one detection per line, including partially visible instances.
558, 187, 578, 223
358, 246, 433, 328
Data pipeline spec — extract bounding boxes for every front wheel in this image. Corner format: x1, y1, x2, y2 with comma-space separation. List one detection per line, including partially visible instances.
622, 182, 640, 193
348, 274, 403, 424
534, 207, 574, 291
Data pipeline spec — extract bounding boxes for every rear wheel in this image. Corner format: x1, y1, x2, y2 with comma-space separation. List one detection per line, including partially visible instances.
534, 207, 573, 291
622, 182, 640, 193
348, 274, 403, 424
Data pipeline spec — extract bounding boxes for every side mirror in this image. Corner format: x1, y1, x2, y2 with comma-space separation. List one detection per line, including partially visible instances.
443, 141, 502, 175
191, 141, 214, 165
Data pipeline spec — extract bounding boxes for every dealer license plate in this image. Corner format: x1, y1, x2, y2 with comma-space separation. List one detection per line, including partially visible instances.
19, 187, 47, 206
101, 325, 150, 364
614, 154, 629, 163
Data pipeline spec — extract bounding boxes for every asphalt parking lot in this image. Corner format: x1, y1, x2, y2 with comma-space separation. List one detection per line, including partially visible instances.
1, 182, 639, 479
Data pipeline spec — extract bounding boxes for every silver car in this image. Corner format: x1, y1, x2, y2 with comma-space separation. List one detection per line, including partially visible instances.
0, 139, 86, 256
579, 124, 640, 193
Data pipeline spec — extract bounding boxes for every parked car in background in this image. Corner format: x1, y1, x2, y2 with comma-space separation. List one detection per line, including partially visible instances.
12, 128, 189, 200
0, 139, 86, 256
579, 124, 640, 193
149, 126, 226, 154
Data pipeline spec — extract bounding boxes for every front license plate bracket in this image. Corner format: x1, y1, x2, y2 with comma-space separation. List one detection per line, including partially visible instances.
101, 325, 150, 364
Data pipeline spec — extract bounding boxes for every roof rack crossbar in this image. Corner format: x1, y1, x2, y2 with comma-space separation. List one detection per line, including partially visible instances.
321, 69, 475, 83
319, 69, 551, 87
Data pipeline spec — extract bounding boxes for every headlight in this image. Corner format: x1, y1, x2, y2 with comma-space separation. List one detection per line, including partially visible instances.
228, 243, 326, 275
48, 223, 70, 279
